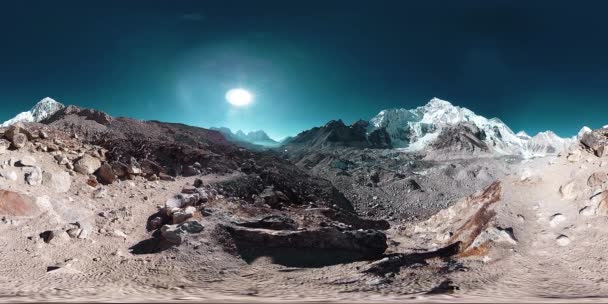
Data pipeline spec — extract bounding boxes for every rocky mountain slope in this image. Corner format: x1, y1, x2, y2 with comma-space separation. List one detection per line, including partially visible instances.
1, 97, 65, 127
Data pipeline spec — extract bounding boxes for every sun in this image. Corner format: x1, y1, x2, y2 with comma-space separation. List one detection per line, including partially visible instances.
225, 88, 253, 106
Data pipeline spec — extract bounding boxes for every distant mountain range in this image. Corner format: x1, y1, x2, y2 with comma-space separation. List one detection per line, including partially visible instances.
285, 98, 583, 158
210, 127, 280, 148
0, 97, 585, 158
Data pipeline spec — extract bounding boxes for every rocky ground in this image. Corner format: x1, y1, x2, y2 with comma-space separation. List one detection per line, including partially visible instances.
282, 147, 515, 221
3, 107, 608, 302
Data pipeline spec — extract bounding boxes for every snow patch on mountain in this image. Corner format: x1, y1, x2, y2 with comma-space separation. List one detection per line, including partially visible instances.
369, 98, 574, 157
1, 97, 65, 127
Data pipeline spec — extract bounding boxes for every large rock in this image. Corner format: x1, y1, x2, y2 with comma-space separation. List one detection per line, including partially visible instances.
96, 163, 116, 184
39, 230, 70, 244
127, 157, 141, 175
222, 225, 387, 259
10, 133, 27, 149
160, 220, 204, 244
42, 170, 72, 193
406, 182, 503, 257
74, 155, 101, 175
592, 191, 608, 216
0, 190, 40, 216
171, 206, 196, 224
581, 129, 608, 157
588, 172, 608, 187
111, 161, 129, 178
17, 156, 37, 167
24, 166, 42, 186
140, 159, 163, 175
4, 125, 29, 149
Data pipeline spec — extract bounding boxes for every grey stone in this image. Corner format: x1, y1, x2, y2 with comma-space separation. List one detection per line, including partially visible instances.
74, 155, 101, 175
42, 170, 71, 193
24, 167, 42, 186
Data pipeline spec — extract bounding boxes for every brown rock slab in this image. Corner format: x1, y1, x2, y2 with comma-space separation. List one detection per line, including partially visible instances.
0, 190, 40, 217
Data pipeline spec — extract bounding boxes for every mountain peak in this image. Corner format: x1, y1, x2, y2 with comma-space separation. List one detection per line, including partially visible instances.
426, 97, 454, 108
1, 97, 65, 127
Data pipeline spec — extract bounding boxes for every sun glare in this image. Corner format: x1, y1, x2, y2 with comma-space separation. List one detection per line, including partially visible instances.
226, 88, 253, 106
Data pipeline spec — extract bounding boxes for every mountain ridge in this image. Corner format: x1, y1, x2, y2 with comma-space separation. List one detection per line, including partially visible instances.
286, 97, 574, 158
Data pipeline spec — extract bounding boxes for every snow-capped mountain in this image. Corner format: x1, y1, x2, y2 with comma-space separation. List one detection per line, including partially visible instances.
368, 98, 574, 157
1, 97, 65, 127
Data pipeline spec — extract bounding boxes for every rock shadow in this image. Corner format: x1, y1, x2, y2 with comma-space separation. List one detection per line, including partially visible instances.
234, 242, 376, 268
129, 230, 175, 255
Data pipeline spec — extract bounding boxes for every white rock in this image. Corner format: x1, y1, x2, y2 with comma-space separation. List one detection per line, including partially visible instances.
556, 235, 571, 246
17, 156, 37, 167
559, 181, 577, 200
172, 206, 196, 224
42, 170, 71, 193
1, 170, 18, 181
549, 213, 566, 228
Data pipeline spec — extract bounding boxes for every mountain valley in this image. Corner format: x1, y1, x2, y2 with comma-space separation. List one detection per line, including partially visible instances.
0, 97, 607, 302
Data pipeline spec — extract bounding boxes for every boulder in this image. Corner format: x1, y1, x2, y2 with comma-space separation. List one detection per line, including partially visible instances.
140, 159, 163, 175
592, 191, 608, 216
159, 172, 175, 181
0, 190, 40, 216
66, 228, 82, 238
39, 230, 70, 244
160, 220, 204, 244
127, 157, 141, 175
111, 161, 129, 178
172, 206, 196, 224
549, 213, 566, 227
54, 154, 69, 165
4, 125, 22, 141
556, 235, 571, 246
17, 156, 37, 167
222, 225, 387, 259
258, 187, 290, 208
10, 133, 27, 149
182, 165, 200, 177
588, 172, 608, 187
0, 170, 18, 181
74, 155, 101, 175
24, 166, 42, 186
581, 130, 608, 157
42, 170, 72, 193
96, 163, 116, 184
233, 215, 299, 231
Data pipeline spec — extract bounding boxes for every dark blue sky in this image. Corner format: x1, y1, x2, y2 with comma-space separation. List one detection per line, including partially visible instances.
1, 1, 607, 139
